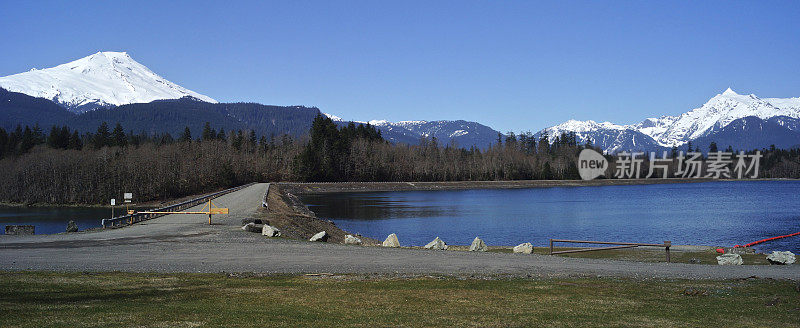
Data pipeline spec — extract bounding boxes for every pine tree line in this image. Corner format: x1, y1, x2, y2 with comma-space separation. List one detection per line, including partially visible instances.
0, 116, 797, 204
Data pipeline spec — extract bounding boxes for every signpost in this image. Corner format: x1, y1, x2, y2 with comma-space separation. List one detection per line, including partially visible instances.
110, 198, 116, 219
124, 193, 133, 216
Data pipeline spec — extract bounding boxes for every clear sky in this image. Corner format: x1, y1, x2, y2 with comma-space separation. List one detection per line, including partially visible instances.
2, 1, 799, 132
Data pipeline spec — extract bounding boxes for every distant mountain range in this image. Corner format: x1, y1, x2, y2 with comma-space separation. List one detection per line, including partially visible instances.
327, 115, 500, 149
0, 52, 500, 147
537, 88, 800, 153
1, 51, 798, 152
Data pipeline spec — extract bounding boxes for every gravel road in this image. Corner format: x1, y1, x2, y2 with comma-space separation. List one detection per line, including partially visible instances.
1, 183, 797, 280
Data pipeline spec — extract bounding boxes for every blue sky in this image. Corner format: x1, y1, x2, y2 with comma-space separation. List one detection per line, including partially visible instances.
2, 1, 799, 132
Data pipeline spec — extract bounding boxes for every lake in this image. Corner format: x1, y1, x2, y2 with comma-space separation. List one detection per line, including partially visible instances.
301, 181, 800, 253
0, 206, 112, 235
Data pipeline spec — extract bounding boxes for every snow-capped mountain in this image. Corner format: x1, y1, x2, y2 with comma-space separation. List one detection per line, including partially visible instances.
538, 88, 800, 153
0, 51, 216, 113
350, 119, 500, 149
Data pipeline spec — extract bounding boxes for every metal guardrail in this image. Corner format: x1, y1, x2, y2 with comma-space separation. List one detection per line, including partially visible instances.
101, 182, 257, 228
262, 183, 270, 208
549, 239, 672, 262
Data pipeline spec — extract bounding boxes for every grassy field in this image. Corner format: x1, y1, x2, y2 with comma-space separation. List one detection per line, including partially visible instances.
0, 272, 798, 327
449, 245, 770, 265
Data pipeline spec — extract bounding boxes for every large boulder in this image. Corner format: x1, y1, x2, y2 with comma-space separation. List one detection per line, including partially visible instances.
66, 220, 78, 233
766, 251, 796, 265
344, 235, 362, 245
4, 225, 34, 235
261, 225, 281, 237
382, 233, 400, 247
513, 242, 533, 254
310, 231, 328, 242
716, 253, 743, 265
241, 218, 265, 226
424, 237, 448, 250
469, 237, 487, 252
241, 223, 263, 233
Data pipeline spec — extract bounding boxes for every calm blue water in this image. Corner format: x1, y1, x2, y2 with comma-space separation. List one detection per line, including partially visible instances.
301, 181, 800, 253
0, 206, 111, 235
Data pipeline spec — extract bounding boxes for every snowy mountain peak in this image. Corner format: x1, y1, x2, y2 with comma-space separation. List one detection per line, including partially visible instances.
722, 87, 738, 96
539, 89, 800, 153
0, 51, 217, 113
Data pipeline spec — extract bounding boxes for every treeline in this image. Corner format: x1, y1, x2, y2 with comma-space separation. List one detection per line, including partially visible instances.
0, 116, 798, 205
0, 121, 277, 159
0, 123, 300, 204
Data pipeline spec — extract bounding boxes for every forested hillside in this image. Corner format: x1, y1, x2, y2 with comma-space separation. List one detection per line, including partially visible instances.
0, 88, 321, 138
4, 115, 796, 205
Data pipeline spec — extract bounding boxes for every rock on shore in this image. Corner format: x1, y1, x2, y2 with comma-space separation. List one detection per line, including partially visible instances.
469, 237, 487, 252
716, 253, 743, 265
513, 243, 533, 254
241, 223, 263, 233
382, 233, 400, 247
766, 251, 796, 265
344, 235, 362, 245
66, 220, 78, 233
310, 231, 328, 242
424, 237, 448, 250
261, 225, 281, 237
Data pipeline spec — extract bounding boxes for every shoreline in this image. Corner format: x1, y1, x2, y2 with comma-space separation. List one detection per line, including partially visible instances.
278, 178, 794, 194
0, 178, 794, 207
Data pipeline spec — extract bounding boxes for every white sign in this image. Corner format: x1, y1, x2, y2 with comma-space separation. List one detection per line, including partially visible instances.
124, 193, 133, 203
111, 199, 116, 206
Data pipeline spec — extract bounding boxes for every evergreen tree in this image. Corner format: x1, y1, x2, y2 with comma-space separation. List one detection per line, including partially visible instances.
709, 141, 718, 153
541, 162, 553, 179
93, 122, 111, 149
20, 126, 36, 153
537, 134, 550, 154
0, 128, 7, 158
179, 126, 192, 142
232, 130, 244, 150
32, 124, 45, 145
202, 122, 216, 141
112, 123, 127, 147
68, 131, 83, 150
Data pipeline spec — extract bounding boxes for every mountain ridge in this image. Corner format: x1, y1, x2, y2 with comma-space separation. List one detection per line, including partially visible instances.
538, 88, 800, 153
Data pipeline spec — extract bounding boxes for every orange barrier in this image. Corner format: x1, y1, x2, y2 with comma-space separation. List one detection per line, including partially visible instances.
734, 231, 800, 248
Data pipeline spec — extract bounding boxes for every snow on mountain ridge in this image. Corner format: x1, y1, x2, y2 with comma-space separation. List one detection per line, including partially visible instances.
541, 88, 800, 152
0, 51, 217, 113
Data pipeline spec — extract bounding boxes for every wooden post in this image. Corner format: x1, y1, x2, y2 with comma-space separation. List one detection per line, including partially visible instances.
549, 239, 554, 255
664, 240, 671, 263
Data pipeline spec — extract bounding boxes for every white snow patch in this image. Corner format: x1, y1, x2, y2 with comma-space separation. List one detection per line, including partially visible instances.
0, 51, 217, 112
449, 129, 468, 138
323, 113, 343, 121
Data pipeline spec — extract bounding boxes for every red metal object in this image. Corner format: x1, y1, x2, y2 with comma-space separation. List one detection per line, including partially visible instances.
715, 248, 724, 254
734, 231, 800, 248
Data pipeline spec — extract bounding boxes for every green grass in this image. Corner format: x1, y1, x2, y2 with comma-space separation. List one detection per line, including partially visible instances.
0, 272, 798, 327
479, 246, 771, 265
